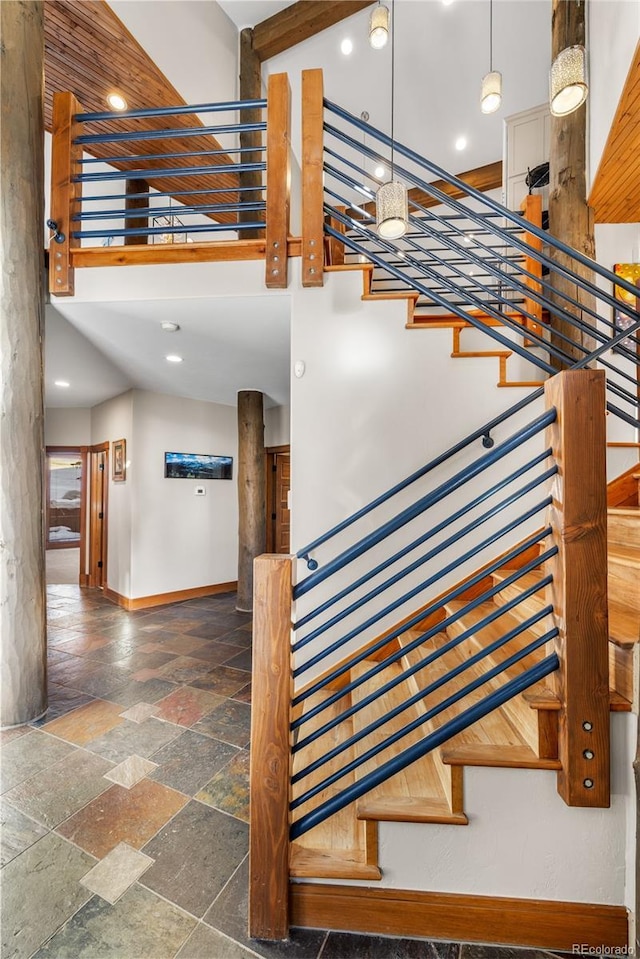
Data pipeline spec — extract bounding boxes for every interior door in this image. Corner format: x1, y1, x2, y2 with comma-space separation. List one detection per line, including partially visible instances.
266, 447, 290, 554
88, 443, 108, 588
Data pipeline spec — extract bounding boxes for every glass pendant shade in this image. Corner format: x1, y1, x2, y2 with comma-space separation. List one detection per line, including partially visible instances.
480, 70, 502, 114
369, 3, 390, 49
550, 45, 588, 116
376, 180, 408, 239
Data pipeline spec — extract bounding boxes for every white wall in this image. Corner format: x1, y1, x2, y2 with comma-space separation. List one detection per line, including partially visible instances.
91, 391, 134, 597
589, 1, 640, 190
129, 390, 238, 598
265, 405, 290, 447
45, 408, 91, 447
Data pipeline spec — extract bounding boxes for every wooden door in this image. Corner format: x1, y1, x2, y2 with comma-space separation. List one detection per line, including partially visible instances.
266, 447, 290, 554
88, 443, 108, 588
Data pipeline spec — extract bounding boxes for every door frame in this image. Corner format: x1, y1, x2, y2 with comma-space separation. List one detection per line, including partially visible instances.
44, 445, 87, 556
87, 442, 109, 589
265, 444, 290, 553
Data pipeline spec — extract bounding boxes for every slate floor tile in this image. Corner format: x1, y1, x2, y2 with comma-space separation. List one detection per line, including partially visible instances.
0, 729, 75, 793
214, 626, 253, 649
224, 647, 253, 672
155, 655, 217, 685
106, 677, 177, 708
85, 716, 183, 764
29, 685, 95, 728
80, 841, 154, 903
141, 800, 249, 918
54, 632, 113, 656
322, 933, 460, 959
195, 749, 250, 821
460, 948, 556, 959
1, 832, 95, 959
150, 730, 238, 796
0, 798, 48, 866
56, 778, 188, 858
3, 748, 114, 828
176, 922, 259, 959
42, 698, 124, 745
120, 701, 160, 723
185, 641, 245, 666
154, 685, 225, 727
104, 754, 159, 789
190, 664, 250, 697
69, 662, 134, 699
204, 858, 326, 959
32, 882, 196, 959
193, 699, 252, 747
0, 725, 30, 745
232, 682, 252, 704
184, 622, 241, 642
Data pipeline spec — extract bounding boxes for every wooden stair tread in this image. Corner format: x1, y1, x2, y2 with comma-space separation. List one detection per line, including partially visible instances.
442, 743, 561, 770
397, 633, 528, 750
349, 660, 459, 822
489, 570, 548, 631
289, 844, 381, 881
522, 685, 632, 712
609, 601, 640, 646
608, 544, 640, 564
444, 600, 553, 664
451, 350, 512, 359
290, 692, 370, 866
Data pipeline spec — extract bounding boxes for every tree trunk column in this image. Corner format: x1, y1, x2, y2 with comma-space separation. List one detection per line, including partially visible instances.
237, 390, 266, 611
0, 0, 47, 725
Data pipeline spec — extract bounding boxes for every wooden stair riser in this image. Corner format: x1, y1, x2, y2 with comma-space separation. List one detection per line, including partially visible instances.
608, 642, 637, 704
607, 508, 640, 549
608, 553, 640, 612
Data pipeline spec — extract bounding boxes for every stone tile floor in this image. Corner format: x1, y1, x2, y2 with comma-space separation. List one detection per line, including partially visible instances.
0, 586, 588, 959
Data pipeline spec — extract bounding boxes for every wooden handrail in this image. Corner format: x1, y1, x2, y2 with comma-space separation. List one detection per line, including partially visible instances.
301, 69, 325, 287
265, 73, 291, 289
49, 91, 82, 296
249, 554, 294, 940
544, 369, 610, 807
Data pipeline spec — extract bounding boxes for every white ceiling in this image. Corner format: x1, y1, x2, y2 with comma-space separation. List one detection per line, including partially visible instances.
45, 0, 552, 412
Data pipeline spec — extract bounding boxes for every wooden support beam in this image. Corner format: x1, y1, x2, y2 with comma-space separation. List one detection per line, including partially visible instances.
249, 554, 293, 941
49, 90, 82, 296
237, 390, 266, 612
548, 0, 596, 366
252, 1, 374, 61
544, 369, 610, 807
239, 29, 265, 241
520, 193, 543, 340
125, 178, 149, 246
265, 73, 291, 289
301, 69, 325, 287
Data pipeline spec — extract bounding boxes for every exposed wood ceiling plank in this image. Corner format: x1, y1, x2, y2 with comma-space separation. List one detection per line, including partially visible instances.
44, 1, 241, 220
252, 0, 375, 61
589, 41, 640, 223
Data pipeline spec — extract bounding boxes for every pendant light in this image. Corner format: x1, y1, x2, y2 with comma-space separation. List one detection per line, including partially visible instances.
376, 0, 408, 239
369, 2, 390, 49
549, 0, 588, 117
480, 0, 502, 114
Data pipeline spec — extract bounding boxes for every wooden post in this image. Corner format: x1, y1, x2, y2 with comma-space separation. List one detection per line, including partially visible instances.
301, 69, 324, 287
125, 178, 149, 245
265, 73, 291, 289
544, 369, 610, 807
239, 29, 265, 241
49, 91, 82, 296
249, 554, 293, 941
0, 0, 47, 726
520, 193, 543, 340
548, 0, 596, 367
237, 390, 266, 612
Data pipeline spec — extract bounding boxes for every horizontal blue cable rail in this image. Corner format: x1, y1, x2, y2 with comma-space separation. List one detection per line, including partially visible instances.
292, 534, 557, 712
292, 590, 554, 772
73, 202, 266, 222
71, 221, 265, 241
79, 185, 266, 203
290, 652, 559, 839
293, 466, 556, 653
74, 161, 264, 183
294, 408, 555, 599
74, 121, 267, 145
75, 98, 267, 123
78, 146, 266, 164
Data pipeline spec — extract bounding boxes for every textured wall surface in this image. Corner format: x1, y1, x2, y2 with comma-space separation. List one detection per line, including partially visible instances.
1, 0, 47, 725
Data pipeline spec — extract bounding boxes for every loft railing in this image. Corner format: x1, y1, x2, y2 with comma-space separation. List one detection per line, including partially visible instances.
48, 73, 291, 296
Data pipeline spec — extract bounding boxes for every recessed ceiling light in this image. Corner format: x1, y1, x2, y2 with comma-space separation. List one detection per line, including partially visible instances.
54, 380, 70, 388
442, 0, 454, 6
374, 165, 386, 179
341, 37, 353, 55
161, 322, 180, 332
455, 136, 468, 151
106, 92, 127, 111
165, 354, 183, 363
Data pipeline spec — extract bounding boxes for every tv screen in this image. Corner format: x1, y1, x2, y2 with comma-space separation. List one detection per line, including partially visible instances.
164, 452, 233, 480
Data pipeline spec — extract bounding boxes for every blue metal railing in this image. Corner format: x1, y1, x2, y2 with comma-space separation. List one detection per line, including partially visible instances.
68, 97, 269, 244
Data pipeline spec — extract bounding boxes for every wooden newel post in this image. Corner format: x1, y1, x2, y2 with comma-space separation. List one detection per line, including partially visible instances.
301, 69, 324, 288
265, 73, 291, 290
544, 369, 610, 807
49, 91, 82, 296
249, 554, 293, 941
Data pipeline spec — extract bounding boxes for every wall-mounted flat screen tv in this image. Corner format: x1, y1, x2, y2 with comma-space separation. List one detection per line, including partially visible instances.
164, 452, 233, 480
